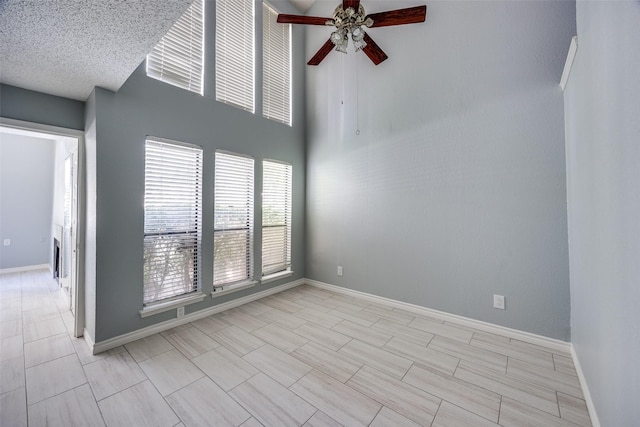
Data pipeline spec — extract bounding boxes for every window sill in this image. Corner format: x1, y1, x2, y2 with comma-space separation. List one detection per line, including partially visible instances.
261, 270, 294, 284
139, 292, 206, 318
210, 280, 257, 299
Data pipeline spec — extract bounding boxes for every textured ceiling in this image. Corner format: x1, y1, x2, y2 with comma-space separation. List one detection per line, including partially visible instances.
0, 0, 193, 101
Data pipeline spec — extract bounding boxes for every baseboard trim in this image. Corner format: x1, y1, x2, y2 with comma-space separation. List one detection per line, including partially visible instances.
83, 328, 95, 350
91, 279, 304, 354
570, 346, 600, 427
0, 263, 50, 275
305, 279, 572, 353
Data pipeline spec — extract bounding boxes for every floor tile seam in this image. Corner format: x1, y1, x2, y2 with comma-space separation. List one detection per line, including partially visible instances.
504, 365, 584, 397
457, 361, 562, 397
426, 344, 508, 374
24, 347, 77, 370
452, 367, 563, 418
439, 396, 506, 426
346, 364, 443, 425
469, 341, 556, 366
83, 363, 149, 402
26, 382, 108, 426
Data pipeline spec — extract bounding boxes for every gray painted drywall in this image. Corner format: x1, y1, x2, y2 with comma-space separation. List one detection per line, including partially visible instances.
564, 1, 640, 424
0, 84, 85, 131
305, 0, 575, 340
87, 0, 306, 342
0, 133, 55, 269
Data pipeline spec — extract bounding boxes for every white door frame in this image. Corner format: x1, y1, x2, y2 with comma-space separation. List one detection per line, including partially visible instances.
0, 117, 85, 337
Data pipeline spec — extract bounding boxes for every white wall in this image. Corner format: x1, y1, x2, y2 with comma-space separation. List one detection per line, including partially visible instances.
564, 1, 640, 424
305, 0, 575, 339
0, 132, 55, 269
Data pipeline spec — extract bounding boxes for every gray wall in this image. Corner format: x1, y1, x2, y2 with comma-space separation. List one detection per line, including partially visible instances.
0, 84, 85, 131
0, 133, 55, 269
564, 1, 640, 424
87, 0, 306, 342
305, 0, 575, 340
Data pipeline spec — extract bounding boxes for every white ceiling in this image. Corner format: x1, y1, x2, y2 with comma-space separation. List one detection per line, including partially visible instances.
0, 0, 193, 101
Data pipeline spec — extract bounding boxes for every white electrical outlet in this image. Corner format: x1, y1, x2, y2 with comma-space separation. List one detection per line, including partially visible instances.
3, 239, 10, 246
337, 266, 343, 276
177, 307, 185, 317
493, 294, 505, 310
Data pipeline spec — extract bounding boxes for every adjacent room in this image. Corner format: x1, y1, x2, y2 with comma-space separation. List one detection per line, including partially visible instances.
0, 0, 638, 425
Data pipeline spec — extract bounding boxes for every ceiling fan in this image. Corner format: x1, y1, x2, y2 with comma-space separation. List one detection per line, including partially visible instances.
277, 0, 427, 66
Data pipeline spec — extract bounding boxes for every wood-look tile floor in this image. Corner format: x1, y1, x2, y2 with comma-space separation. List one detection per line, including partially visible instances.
0, 270, 592, 426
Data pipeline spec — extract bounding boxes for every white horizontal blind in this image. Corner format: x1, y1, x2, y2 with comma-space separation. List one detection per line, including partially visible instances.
262, 160, 292, 276
214, 152, 254, 286
263, 3, 292, 125
143, 138, 202, 305
216, 0, 255, 112
146, 0, 204, 94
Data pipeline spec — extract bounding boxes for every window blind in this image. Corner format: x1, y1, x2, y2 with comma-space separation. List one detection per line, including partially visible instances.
216, 0, 255, 112
143, 138, 202, 305
263, 3, 292, 125
146, 0, 204, 94
262, 160, 292, 276
214, 152, 255, 286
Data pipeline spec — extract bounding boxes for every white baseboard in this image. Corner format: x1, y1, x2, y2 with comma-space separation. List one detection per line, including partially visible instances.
90, 279, 304, 354
570, 346, 600, 427
0, 263, 50, 275
305, 279, 572, 354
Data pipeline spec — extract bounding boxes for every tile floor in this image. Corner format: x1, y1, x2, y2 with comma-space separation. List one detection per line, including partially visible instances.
0, 269, 592, 426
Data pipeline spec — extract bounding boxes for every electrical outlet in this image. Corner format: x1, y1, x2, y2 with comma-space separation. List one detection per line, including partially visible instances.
177, 307, 185, 317
3, 239, 10, 246
337, 266, 343, 276
493, 294, 505, 310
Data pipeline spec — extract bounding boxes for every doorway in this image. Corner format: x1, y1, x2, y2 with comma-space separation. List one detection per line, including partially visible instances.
0, 118, 84, 337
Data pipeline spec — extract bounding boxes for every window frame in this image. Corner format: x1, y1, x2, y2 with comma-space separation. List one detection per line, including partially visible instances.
215, 0, 256, 113
213, 151, 256, 291
262, 2, 292, 126
261, 159, 293, 280
141, 137, 205, 317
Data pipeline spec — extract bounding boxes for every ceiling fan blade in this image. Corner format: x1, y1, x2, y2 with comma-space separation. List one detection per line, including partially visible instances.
277, 14, 331, 25
362, 33, 388, 65
366, 5, 427, 28
307, 39, 335, 66
343, 0, 360, 11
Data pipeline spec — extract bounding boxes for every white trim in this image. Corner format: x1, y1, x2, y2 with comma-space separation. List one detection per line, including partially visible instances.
139, 292, 206, 318
91, 278, 304, 354
83, 328, 95, 349
305, 279, 572, 354
560, 36, 578, 92
0, 264, 50, 275
211, 280, 257, 298
261, 270, 294, 284
570, 346, 600, 427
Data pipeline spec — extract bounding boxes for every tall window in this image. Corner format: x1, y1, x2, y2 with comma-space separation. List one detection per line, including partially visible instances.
263, 3, 292, 125
262, 160, 292, 277
146, 0, 205, 94
216, 0, 255, 112
143, 138, 202, 306
214, 152, 255, 287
